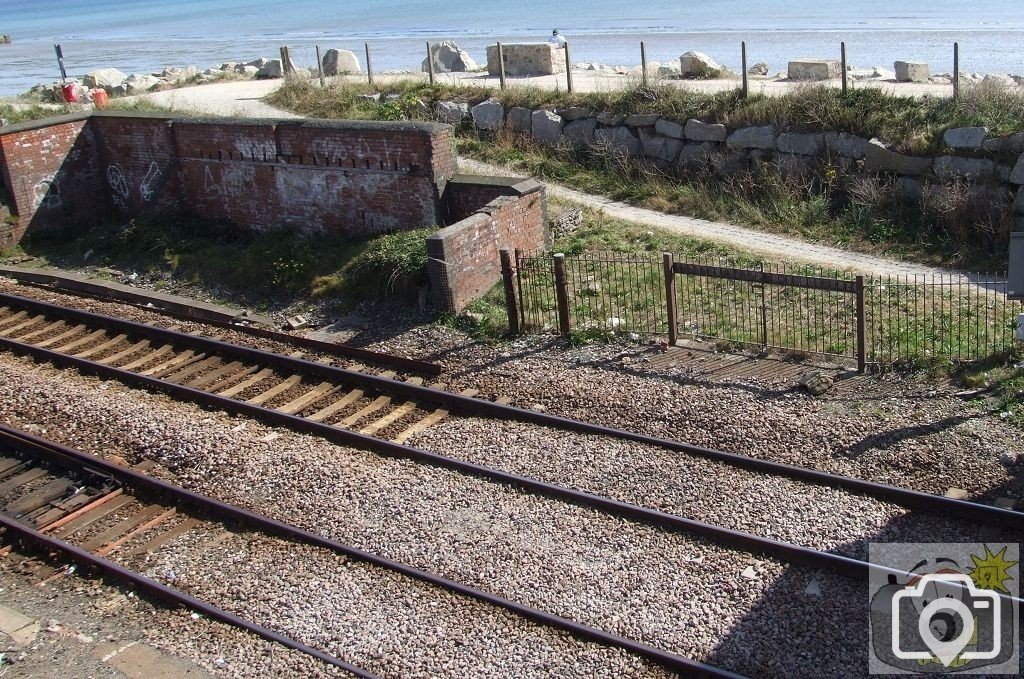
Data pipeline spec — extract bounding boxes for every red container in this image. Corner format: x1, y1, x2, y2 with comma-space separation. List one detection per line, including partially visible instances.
61, 82, 78, 103
92, 88, 109, 109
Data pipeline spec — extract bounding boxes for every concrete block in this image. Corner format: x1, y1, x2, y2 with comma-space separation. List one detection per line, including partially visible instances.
787, 60, 841, 81
895, 61, 929, 83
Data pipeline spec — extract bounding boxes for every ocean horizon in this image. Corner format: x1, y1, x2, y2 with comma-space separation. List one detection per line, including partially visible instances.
2, 0, 1023, 96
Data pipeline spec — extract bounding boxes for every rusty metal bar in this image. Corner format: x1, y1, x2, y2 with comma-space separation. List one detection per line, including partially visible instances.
500, 249, 520, 334
855, 274, 866, 373
553, 253, 571, 336
672, 262, 857, 293
663, 253, 678, 345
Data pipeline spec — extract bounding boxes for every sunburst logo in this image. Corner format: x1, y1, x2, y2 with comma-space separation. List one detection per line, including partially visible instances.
967, 545, 1019, 594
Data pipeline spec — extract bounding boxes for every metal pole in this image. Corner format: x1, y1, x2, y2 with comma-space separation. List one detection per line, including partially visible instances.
54, 44, 68, 84
840, 42, 847, 96
741, 41, 748, 98
426, 41, 435, 85
641, 41, 648, 87
315, 44, 325, 87
553, 253, 571, 336
663, 253, 678, 345
855, 274, 867, 373
953, 42, 960, 100
563, 43, 573, 94
500, 250, 520, 334
497, 42, 507, 90
365, 43, 374, 85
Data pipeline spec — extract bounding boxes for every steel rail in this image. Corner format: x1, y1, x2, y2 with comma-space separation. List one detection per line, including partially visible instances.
0, 425, 745, 679
0, 515, 378, 678
0, 334, 950, 589
5, 281, 442, 375
1, 291, 1020, 527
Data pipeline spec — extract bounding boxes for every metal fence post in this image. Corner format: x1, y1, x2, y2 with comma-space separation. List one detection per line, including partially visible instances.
315, 44, 325, 87
365, 43, 374, 84
497, 42, 507, 90
500, 249, 520, 334
663, 252, 678, 345
855, 274, 867, 373
563, 43, 573, 93
741, 41, 748, 98
426, 41, 435, 85
553, 253, 571, 336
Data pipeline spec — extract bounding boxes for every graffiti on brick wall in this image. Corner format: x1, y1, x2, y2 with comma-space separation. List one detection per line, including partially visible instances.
311, 137, 405, 169
106, 164, 130, 209
234, 138, 275, 161
203, 164, 256, 198
31, 173, 62, 209
140, 161, 163, 203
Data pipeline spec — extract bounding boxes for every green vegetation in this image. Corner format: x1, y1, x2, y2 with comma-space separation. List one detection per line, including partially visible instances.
15, 215, 430, 308
954, 348, 1024, 421
270, 79, 1021, 269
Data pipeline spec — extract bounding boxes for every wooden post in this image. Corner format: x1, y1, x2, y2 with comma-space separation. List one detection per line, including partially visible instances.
953, 42, 960, 101
840, 41, 847, 96
365, 43, 374, 84
553, 253, 571, 336
500, 250, 520, 334
315, 44, 325, 87
663, 252, 678, 346
426, 41, 435, 85
855, 274, 866, 373
563, 42, 573, 93
279, 46, 288, 76
283, 46, 293, 75
640, 41, 648, 87
497, 42, 507, 90
741, 41, 748, 98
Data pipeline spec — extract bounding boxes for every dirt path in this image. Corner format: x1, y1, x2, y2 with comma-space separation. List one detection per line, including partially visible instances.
137, 79, 964, 278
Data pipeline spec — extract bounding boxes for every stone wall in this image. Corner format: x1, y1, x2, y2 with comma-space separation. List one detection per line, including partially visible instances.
486, 43, 565, 77
429, 177, 547, 312
463, 98, 1024, 231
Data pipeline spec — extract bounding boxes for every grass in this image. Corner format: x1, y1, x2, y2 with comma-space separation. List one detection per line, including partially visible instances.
12, 214, 431, 309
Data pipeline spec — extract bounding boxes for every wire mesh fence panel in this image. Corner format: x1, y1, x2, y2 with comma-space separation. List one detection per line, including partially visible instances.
563, 252, 668, 336
515, 250, 560, 332
865, 273, 1019, 365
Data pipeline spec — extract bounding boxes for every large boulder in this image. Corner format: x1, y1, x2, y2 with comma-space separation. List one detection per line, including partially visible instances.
787, 60, 841, 81
83, 68, 127, 90
685, 119, 726, 142
322, 49, 361, 76
563, 118, 598, 147
594, 126, 641, 155
932, 156, 994, 181
679, 141, 717, 168
824, 132, 868, 159
726, 125, 777, 150
864, 138, 932, 175
943, 126, 987, 150
256, 59, 284, 78
679, 51, 723, 78
422, 41, 477, 73
894, 61, 929, 83
777, 132, 824, 155
655, 118, 685, 139
1008, 155, 1024, 184
640, 129, 683, 163
435, 101, 469, 124
507, 106, 533, 133
471, 98, 504, 131
123, 73, 162, 93
532, 109, 564, 146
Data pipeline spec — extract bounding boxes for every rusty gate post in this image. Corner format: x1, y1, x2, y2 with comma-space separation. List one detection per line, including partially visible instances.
855, 274, 866, 373
553, 253, 571, 336
663, 252, 678, 345
500, 249, 520, 335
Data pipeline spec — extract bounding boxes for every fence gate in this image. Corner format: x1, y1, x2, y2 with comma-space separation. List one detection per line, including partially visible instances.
663, 254, 866, 372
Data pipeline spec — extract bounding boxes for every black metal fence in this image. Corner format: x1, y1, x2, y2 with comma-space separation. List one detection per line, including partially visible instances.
504, 249, 1020, 368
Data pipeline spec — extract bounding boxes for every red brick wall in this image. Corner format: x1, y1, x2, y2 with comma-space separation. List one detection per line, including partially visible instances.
428, 183, 547, 312
0, 114, 103, 247
0, 113, 456, 244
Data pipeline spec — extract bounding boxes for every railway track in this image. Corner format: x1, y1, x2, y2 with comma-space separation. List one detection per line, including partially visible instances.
0, 424, 738, 678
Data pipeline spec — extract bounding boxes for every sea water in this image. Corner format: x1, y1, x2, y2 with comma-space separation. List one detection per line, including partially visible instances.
1, 0, 1023, 96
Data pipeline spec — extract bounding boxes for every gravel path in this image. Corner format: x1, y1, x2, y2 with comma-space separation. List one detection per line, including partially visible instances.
0, 354, 869, 678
